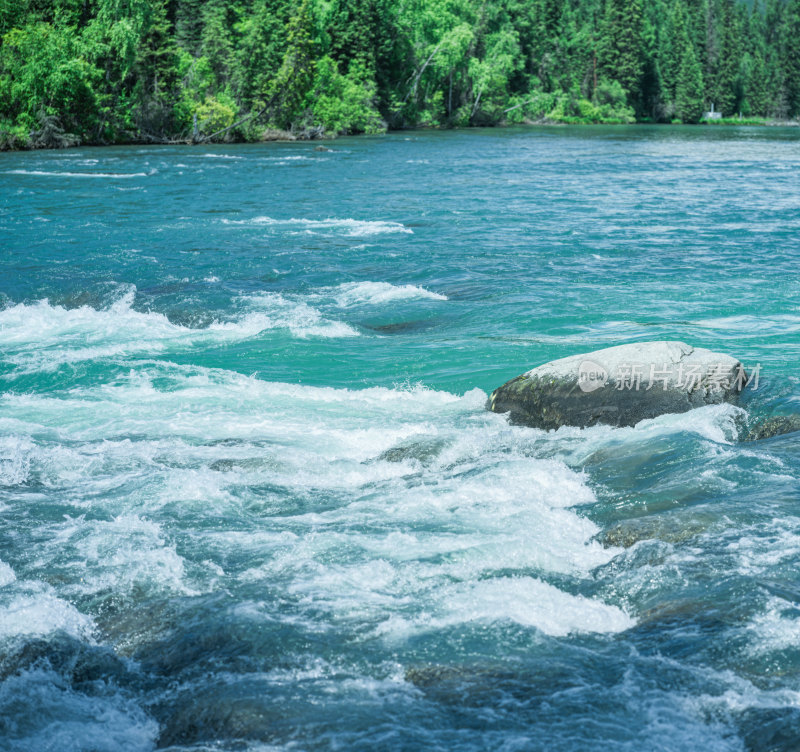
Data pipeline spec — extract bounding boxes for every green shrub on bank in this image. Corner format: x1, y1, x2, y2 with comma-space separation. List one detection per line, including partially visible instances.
193, 93, 237, 136
0, 119, 31, 150
539, 82, 635, 124
307, 57, 384, 136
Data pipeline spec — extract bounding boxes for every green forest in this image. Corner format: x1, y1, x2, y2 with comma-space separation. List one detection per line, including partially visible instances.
1, 0, 799, 148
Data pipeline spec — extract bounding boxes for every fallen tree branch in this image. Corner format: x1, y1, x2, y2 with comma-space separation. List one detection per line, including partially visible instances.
503, 97, 539, 114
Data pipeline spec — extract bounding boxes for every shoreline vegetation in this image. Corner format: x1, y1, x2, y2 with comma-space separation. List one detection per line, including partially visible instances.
1, 0, 799, 151
4, 118, 799, 153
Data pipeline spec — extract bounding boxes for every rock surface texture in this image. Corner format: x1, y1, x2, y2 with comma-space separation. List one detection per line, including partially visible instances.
488, 341, 746, 430
743, 414, 800, 441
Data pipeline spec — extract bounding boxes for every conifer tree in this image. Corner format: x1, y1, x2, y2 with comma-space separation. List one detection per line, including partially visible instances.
784, 0, 800, 116
676, 32, 705, 121
598, 0, 645, 104
134, 0, 178, 133
235, 0, 286, 106
200, 0, 235, 87
175, 0, 207, 55
716, 0, 742, 114
267, 0, 316, 129
659, 0, 686, 104
744, 5, 769, 115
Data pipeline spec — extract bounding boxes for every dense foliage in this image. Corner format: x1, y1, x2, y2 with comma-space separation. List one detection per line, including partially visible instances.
1, 0, 799, 146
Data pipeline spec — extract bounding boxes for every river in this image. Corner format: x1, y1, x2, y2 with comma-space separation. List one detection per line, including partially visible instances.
1, 125, 800, 750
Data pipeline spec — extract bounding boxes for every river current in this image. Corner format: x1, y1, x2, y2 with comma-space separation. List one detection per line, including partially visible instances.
1, 126, 800, 750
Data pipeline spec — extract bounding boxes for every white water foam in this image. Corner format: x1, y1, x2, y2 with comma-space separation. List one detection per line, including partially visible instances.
221, 216, 412, 236
0, 288, 357, 372
319, 281, 447, 307
6, 170, 151, 178
65, 515, 197, 598
259, 155, 315, 161
746, 596, 800, 655
0, 435, 32, 485
0, 559, 16, 587
274, 447, 629, 638
728, 523, 800, 577
0, 584, 94, 641
0, 364, 631, 641
376, 577, 634, 639
233, 292, 359, 338
549, 403, 747, 469
695, 313, 800, 335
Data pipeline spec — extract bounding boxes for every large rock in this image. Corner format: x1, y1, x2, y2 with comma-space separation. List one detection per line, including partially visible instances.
488, 341, 746, 430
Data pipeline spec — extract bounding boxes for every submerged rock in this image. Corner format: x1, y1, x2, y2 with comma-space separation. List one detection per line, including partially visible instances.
405, 662, 582, 705
376, 436, 448, 464
209, 457, 278, 472
156, 688, 273, 747
488, 341, 746, 430
363, 318, 439, 335
597, 514, 713, 548
405, 664, 474, 688
0, 633, 131, 685
742, 414, 800, 441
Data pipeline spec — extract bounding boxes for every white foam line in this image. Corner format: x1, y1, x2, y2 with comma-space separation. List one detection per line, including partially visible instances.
6, 170, 150, 178
222, 216, 412, 236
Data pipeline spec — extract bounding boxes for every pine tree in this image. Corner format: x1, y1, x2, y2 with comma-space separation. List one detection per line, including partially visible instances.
235, 0, 286, 105
676, 33, 705, 121
640, 15, 661, 118
715, 0, 742, 114
134, 0, 179, 133
326, 0, 401, 112
175, 0, 208, 54
0, 0, 25, 34
598, 0, 645, 105
267, 0, 316, 129
200, 0, 234, 86
744, 4, 769, 115
784, 0, 800, 116
686, 0, 707, 53
530, 0, 564, 91
761, 0, 785, 116
327, 0, 375, 73
660, 0, 686, 104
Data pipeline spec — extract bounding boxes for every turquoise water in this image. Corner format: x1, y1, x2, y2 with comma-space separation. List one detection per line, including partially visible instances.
1, 126, 800, 751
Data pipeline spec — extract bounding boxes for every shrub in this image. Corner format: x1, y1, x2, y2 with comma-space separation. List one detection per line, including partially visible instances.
193, 93, 237, 135
308, 56, 384, 135
0, 119, 31, 150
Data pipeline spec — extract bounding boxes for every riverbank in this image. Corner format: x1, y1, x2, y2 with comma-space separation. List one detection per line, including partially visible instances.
2, 117, 798, 152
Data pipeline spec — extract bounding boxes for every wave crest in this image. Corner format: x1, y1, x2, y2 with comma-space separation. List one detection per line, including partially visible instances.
0, 289, 357, 372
